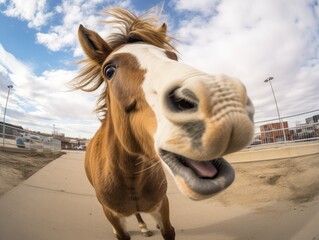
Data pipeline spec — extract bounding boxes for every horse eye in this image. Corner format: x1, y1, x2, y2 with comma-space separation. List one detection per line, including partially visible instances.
104, 65, 116, 80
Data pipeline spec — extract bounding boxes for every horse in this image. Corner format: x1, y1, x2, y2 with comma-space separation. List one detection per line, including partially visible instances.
74, 8, 255, 240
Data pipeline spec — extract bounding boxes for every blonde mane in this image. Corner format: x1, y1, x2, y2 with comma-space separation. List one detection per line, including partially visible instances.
73, 8, 175, 118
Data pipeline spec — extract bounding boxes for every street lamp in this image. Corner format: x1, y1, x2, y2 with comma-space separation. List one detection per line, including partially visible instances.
264, 77, 286, 142
2, 85, 13, 147
53, 124, 56, 137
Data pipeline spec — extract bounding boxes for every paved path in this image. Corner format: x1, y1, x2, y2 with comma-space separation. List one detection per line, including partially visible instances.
0, 151, 318, 240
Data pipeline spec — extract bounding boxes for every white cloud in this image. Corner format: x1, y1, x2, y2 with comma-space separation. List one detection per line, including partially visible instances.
1, 0, 53, 28
173, 0, 319, 120
1, 0, 319, 137
36, 0, 89, 53
0, 0, 134, 137
0, 43, 99, 138
36, 0, 131, 55
172, 0, 220, 15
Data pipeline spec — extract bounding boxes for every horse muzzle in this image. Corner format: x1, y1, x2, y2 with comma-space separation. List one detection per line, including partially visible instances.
159, 149, 235, 200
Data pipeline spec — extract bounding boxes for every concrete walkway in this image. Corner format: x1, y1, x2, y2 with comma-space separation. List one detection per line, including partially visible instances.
0, 151, 318, 240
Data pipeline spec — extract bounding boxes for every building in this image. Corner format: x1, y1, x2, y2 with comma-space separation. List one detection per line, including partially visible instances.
306, 114, 319, 124
61, 137, 89, 150
294, 123, 317, 140
0, 121, 24, 139
295, 114, 319, 140
260, 121, 290, 143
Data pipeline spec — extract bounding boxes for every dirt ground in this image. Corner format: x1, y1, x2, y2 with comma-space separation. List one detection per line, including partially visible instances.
0, 149, 64, 196
211, 154, 319, 207
0, 148, 319, 208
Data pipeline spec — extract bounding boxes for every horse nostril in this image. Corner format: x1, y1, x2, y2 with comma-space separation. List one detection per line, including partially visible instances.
167, 88, 198, 112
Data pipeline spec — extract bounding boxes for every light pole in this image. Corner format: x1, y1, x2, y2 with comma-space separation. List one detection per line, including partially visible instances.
53, 124, 56, 137
2, 85, 13, 147
264, 77, 286, 142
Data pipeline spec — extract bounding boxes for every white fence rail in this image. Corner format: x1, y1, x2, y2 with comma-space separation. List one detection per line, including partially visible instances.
0, 123, 61, 152
1, 110, 318, 151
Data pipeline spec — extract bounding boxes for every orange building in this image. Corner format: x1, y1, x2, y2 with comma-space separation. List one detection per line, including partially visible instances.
260, 121, 290, 143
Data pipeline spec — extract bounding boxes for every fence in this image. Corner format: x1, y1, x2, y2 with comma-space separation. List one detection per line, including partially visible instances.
251, 110, 319, 147
0, 122, 61, 152
1, 110, 318, 151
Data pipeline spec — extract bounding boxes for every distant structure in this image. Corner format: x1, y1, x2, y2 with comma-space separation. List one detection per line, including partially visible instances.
1, 121, 90, 150
295, 114, 319, 140
306, 114, 319, 124
260, 121, 290, 144
0, 121, 23, 139
258, 114, 319, 144
61, 137, 89, 150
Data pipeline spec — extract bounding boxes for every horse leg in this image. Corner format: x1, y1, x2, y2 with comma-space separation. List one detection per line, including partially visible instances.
102, 206, 130, 240
151, 195, 175, 240
135, 213, 153, 237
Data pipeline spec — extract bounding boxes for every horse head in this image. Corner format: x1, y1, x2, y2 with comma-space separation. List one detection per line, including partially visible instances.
75, 8, 255, 201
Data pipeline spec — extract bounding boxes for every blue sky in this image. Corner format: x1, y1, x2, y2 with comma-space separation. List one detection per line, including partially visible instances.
0, 0, 319, 138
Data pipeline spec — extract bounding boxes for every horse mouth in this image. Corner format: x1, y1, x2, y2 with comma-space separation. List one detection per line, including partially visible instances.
159, 149, 235, 198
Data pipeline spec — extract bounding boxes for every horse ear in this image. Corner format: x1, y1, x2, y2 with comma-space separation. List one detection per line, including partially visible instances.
78, 24, 112, 65
158, 23, 167, 35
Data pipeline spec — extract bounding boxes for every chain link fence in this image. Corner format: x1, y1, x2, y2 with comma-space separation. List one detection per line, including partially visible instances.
0, 122, 61, 152
1, 110, 318, 151
251, 110, 319, 147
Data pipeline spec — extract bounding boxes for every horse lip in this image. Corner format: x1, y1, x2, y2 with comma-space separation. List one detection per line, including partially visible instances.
159, 149, 235, 196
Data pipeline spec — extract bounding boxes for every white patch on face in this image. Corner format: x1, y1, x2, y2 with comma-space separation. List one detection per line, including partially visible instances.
114, 43, 206, 150
113, 43, 254, 160
114, 43, 202, 95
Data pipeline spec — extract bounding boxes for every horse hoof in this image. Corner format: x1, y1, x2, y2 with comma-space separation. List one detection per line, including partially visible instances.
142, 230, 153, 237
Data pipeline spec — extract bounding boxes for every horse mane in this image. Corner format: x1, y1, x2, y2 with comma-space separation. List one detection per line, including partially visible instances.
73, 7, 175, 119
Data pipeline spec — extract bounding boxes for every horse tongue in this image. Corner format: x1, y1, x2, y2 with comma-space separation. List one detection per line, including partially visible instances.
183, 158, 217, 178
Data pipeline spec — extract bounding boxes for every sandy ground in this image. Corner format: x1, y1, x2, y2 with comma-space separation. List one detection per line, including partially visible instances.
1, 149, 318, 206
213, 154, 319, 207
1, 148, 318, 206
0, 149, 64, 196
0, 150, 318, 239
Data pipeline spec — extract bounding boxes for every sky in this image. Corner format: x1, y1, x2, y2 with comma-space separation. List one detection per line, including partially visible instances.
0, 0, 318, 138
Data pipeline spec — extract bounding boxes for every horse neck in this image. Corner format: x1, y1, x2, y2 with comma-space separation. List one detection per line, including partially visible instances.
102, 114, 159, 178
